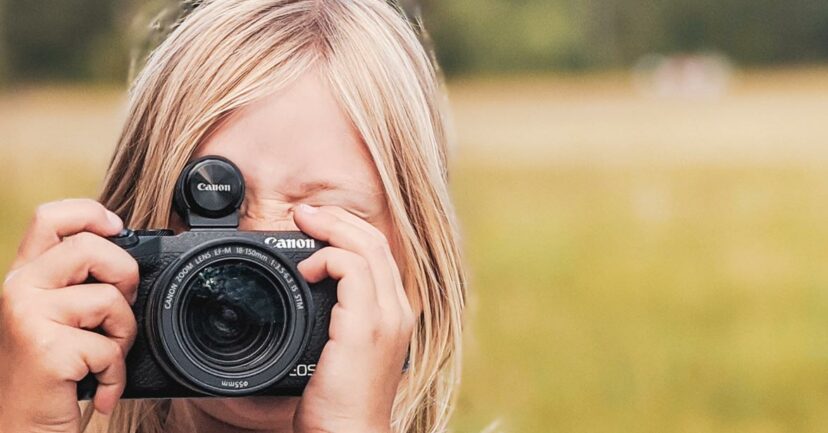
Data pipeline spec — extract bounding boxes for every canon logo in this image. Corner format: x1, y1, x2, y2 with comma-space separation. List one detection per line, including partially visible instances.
197, 182, 231, 192
265, 237, 316, 249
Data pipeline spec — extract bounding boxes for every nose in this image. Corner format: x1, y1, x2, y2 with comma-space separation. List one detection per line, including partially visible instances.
238, 199, 301, 232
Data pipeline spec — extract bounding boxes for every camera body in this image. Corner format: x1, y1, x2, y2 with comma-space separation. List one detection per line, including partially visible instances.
77, 156, 337, 399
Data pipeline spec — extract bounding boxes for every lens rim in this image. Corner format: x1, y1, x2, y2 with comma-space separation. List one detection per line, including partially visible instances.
146, 238, 313, 396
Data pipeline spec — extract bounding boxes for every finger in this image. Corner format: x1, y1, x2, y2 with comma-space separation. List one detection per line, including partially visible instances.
294, 205, 401, 309
319, 206, 388, 242
13, 232, 139, 296
316, 206, 410, 311
12, 199, 123, 271
71, 330, 127, 415
43, 284, 138, 354
298, 247, 379, 311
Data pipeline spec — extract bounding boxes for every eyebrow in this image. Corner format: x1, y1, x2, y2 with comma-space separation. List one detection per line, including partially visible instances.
296, 179, 382, 196
296, 180, 339, 195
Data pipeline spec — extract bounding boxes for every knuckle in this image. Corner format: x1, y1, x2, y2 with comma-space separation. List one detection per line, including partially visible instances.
1, 272, 15, 289
366, 237, 388, 257
75, 231, 99, 244
64, 361, 89, 382
398, 321, 414, 341
111, 244, 138, 267
368, 320, 386, 344
126, 257, 139, 277
99, 285, 124, 306
349, 255, 371, 274
328, 304, 348, 339
84, 198, 106, 210
67, 197, 100, 209
330, 304, 385, 343
92, 202, 111, 221
365, 224, 388, 243
122, 259, 141, 289
382, 313, 405, 338
66, 231, 99, 249
0, 278, 21, 299
64, 234, 84, 250
32, 202, 56, 226
361, 309, 385, 338
341, 313, 382, 344
108, 340, 125, 361
47, 349, 88, 381
330, 303, 346, 323
122, 306, 138, 328
317, 246, 337, 258
69, 198, 108, 223
29, 331, 60, 359
126, 314, 139, 337
125, 315, 139, 338
2, 294, 36, 326
400, 309, 416, 334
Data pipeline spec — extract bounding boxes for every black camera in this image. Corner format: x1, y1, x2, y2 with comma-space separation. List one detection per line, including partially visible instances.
77, 156, 336, 399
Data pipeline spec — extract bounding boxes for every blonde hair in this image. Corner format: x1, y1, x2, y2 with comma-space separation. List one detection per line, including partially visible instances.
83, 1, 466, 432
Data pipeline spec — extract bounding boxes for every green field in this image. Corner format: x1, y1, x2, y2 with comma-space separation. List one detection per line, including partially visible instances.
4, 70, 828, 433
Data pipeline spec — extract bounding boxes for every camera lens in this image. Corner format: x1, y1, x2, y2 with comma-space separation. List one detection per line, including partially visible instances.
180, 261, 288, 373
148, 240, 312, 396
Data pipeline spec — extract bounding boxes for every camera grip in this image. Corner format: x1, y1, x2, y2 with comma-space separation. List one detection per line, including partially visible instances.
73, 252, 168, 402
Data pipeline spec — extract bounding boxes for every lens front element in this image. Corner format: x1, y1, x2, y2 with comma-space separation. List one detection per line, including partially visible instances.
182, 261, 288, 373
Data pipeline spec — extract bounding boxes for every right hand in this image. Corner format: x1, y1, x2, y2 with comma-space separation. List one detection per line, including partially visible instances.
0, 199, 139, 433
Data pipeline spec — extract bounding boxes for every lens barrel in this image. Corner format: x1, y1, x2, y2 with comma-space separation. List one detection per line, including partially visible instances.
145, 239, 312, 396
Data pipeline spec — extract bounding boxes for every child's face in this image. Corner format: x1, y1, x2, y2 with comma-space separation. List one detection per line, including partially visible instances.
171, 67, 401, 430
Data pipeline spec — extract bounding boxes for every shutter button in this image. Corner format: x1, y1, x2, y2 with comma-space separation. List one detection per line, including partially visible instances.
110, 228, 139, 248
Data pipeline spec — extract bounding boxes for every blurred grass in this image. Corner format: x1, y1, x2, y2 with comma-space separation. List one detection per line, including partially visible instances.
4, 70, 828, 433
453, 165, 828, 433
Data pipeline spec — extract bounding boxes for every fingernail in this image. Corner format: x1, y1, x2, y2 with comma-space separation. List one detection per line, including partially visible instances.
106, 210, 123, 230
297, 204, 318, 215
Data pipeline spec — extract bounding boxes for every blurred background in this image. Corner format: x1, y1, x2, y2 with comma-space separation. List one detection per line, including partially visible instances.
4, 1, 828, 432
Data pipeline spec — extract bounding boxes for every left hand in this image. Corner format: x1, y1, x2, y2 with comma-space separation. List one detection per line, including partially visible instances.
292, 204, 414, 433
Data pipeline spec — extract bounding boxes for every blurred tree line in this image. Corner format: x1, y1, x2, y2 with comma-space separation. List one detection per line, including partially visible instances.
2, 0, 828, 84
424, 0, 828, 74
0, 0, 130, 83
